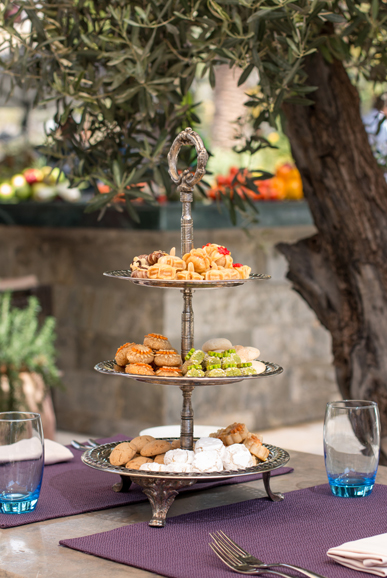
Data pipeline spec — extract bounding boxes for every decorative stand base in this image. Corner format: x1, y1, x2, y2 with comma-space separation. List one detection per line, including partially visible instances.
132, 476, 198, 527
112, 475, 132, 493
262, 471, 284, 501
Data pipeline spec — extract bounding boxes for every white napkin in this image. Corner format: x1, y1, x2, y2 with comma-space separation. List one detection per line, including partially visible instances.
327, 534, 387, 576
0, 438, 74, 465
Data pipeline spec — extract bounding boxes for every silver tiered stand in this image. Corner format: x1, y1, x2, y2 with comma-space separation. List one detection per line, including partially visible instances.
82, 128, 289, 527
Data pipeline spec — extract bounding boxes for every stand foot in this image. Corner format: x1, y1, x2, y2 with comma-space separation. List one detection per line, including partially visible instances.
262, 471, 284, 502
133, 476, 197, 527
112, 475, 132, 493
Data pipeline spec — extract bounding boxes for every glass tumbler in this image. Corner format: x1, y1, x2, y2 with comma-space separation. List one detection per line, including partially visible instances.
324, 400, 380, 498
0, 412, 44, 513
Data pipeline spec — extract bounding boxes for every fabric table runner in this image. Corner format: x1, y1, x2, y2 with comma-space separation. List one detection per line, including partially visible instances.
61, 483, 387, 578
0, 434, 292, 528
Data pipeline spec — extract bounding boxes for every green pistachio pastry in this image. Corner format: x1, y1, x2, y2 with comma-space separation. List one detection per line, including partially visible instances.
207, 351, 223, 358
240, 367, 258, 376
221, 356, 235, 366
184, 348, 196, 361
189, 349, 205, 364
225, 367, 242, 377
238, 362, 252, 368
205, 368, 226, 377
186, 368, 205, 377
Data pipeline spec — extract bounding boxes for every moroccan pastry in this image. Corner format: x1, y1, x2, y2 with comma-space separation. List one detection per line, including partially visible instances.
147, 263, 177, 280
192, 450, 223, 473
129, 435, 155, 452
143, 333, 172, 350
139, 462, 167, 472
195, 437, 226, 459
170, 439, 180, 449
223, 444, 254, 470
131, 268, 149, 278
154, 453, 166, 464
202, 243, 233, 268
130, 254, 149, 271
222, 354, 241, 366
185, 348, 205, 365
224, 366, 242, 377
233, 264, 251, 279
182, 248, 211, 273
148, 250, 167, 265
126, 344, 154, 364
140, 440, 172, 457
154, 350, 182, 367
210, 423, 249, 446
115, 342, 135, 366
125, 456, 153, 470
205, 368, 226, 378
125, 363, 155, 376
250, 360, 266, 374
204, 356, 220, 368
234, 345, 260, 362
165, 463, 194, 473
177, 262, 204, 281
204, 263, 227, 281
109, 442, 136, 466
241, 367, 258, 376
158, 247, 186, 271
164, 449, 195, 465
221, 268, 240, 280
186, 367, 205, 377
155, 367, 183, 377
202, 338, 232, 352
243, 433, 270, 461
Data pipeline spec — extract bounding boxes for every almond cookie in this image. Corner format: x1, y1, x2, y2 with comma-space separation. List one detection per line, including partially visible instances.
125, 456, 153, 470
115, 342, 135, 367
155, 367, 182, 377
154, 350, 182, 367
154, 453, 166, 464
140, 440, 172, 457
143, 333, 172, 350
170, 439, 180, 449
125, 363, 155, 376
109, 442, 136, 466
129, 435, 155, 452
243, 433, 269, 461
127, 344, 154, 364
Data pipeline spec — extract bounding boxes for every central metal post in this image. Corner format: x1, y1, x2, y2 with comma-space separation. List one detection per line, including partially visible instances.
181, 288, 194, 360
180, 385, 194, 450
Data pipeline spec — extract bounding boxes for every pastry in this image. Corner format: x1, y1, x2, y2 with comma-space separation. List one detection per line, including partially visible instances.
221, 268, 240, 280
223, 443, 254, 470
240, 367, 258, 376
250, 360, 266, 374
154, 350, 182, 367
158, 247, 186, 271
205, 368, 225, 377
165, 463, 194, 473
126, 344, 154, 364
243, 433, 270, 461
184, 348, 205, 365
202, 338, 232, 353
182, 248, 211, 273
129, 435, 155, 452
202, 243, 233, 268
210, 422, 249, 446
147, 263, 177, 280
154, 453, 166, 464
170, 439, 180, 449
143, 333, 172, 350
131, 268, 149, 278
204, 355, 220, 368
164, 449, 195, 465
109, 442, 136, 466
177, 262, 204, 281
147, 250, 167, 265
192, 450, 223, 473
125, 363, 155, 376
130, 254, 149, 271
140, 440, 172, 457
234, 345, 260, 362
195, 437, 226, 460
234, 264, 251, 279
139, 462, 167, 472
155, 367, 183, 377
204, 263, 227, 281
186, 367, 205, 377
115, 342, 135, 366
224, 366, 242, 377
125, 456, 153, 470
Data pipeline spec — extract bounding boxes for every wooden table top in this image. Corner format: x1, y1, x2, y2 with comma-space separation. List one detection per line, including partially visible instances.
1, 449, 386, 578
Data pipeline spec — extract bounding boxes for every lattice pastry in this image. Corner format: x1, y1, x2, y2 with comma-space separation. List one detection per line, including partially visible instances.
127, 344, 154, 364
158, 247, 186, 271
204, 263, 227, 281
182, 248, 211, 274
177, 262, 204, 281
233, 264, 251, 279
147, 263, 177, 280
131, 268, 149, 278
220, 267, 240, 280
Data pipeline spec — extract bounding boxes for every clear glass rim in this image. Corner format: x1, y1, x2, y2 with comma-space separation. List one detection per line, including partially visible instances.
0, 412, 41, 422
327, 400, 378, 410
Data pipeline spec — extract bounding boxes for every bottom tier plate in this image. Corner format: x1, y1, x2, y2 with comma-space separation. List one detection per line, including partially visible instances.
81, 440, 290, 481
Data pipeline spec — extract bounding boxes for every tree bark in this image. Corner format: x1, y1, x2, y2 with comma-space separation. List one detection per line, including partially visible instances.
278, 52, 387, 462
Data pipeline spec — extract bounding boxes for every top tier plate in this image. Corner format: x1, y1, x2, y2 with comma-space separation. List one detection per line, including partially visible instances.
103, 270, 271, 289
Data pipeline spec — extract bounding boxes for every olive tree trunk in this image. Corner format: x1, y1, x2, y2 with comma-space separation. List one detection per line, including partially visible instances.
277, 52, 387, 462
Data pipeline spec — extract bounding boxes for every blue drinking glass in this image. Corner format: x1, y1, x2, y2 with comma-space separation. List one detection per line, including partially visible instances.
324, 400, 380, 498
0, 412, 44, 513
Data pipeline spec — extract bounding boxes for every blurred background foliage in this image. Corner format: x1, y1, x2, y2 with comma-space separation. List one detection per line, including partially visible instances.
1, 0, 387, 220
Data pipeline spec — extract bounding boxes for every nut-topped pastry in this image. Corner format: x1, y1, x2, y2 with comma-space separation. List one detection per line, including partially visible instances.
154, 350, 182, 367
147, 263, 177, 280
155, 367, 183, 377
143, 333, 172, 350
125, 363, 155, 375
130, 254, 149, 271
182, 248, 211, 273
158, 247, 186, 271
115, 342, 135, 366
210, 422, 249, 446
243, 433, 269, 461
127, 344, 154, 364
148, 250, 167, 265
202, 243, 233, 268
177, 262, 203, 281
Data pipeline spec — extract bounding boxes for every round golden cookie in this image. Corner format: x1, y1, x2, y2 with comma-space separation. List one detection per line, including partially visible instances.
109, 442, 136, 466
154, 350, 182, 367
170, 439, 180, 449
127, 344, 154, 364
155, 367, 182, 377
129, 435, 155, 452
125, 363, 155, 376
140, 440, 172, 457
125, 456, 153, 470
115, 342, 135, 367
143, 333, 172, 351
154, 453, 166, 464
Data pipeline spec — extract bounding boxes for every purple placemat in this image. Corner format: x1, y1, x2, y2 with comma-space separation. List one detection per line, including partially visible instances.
61, 483, 387, 578
0, 434, 292, 528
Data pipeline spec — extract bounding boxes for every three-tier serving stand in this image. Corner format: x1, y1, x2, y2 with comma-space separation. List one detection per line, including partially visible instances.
82, 128, 289, 527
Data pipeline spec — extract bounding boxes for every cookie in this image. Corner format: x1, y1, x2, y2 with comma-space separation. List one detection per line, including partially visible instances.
143, 333, 172, 351
125, 456, 153, 470
140, 440, 172, 457
234, 345, 260, 362
243, 433, 269, 461
155, 367, 182, 377
170, 439, 180, 449
109, 442, 136, 466
154, 453, 166, 464
115, 342, 135, 366
127, 344, 154, 365
125, 363, 155, 376
129, 435, 155, 452
154, 350, 182, 367
202, 338, 232, 353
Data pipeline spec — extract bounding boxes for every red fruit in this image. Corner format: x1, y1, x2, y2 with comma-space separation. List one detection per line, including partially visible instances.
23, 168, 43, 185
233, 263, 242, 268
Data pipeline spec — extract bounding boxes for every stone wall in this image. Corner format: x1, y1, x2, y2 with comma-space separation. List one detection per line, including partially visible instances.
0, 224, 339, 436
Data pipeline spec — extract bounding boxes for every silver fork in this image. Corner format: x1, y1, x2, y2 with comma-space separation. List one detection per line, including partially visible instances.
209, 541, 290, 577
210, 531, 327, 578
71, 440, 94, 450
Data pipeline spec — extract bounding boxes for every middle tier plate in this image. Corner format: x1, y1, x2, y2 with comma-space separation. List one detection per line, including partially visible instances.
95, 359, 283, 386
